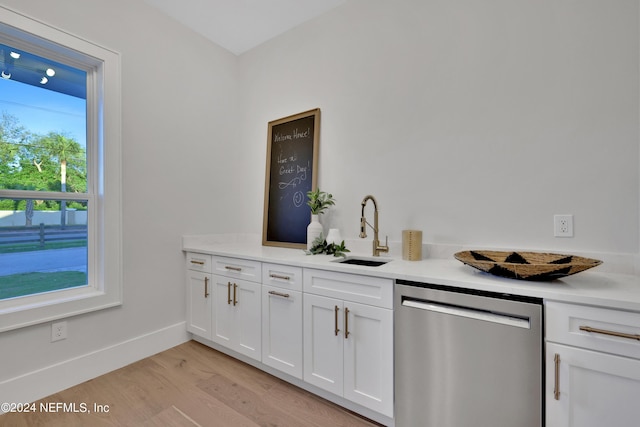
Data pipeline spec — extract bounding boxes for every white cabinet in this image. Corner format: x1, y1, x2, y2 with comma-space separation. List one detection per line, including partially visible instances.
304, 293, 344, 395
545, 301, 640, 427
303, 269, 394, 417
185, 253, 212, 339
343, 299, 393, 413
211, 256, 262, 361
261, 263, 303, 379
185, 253, 394, 421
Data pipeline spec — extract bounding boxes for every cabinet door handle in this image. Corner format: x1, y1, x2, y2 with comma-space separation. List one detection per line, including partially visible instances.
554, 353, 560, 400
225, 266, 242, 272
579, 325, 640, 341
334, 305, 340, 336
233, 283, 238, 306
268, 290, 290, 298
190, 260, 205, 265
269, 273, 291, 281
344, 307, 350, 339
204, 277, 209, 298
227, 282, 232, 305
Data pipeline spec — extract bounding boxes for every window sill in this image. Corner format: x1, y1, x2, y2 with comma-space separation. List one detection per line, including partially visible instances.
0, 284, 122, 333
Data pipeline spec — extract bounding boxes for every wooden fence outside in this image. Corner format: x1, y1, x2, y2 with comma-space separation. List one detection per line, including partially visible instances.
0, 224, 87, 247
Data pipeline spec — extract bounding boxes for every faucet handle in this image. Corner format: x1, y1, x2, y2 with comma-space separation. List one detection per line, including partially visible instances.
359, 217, 367, 238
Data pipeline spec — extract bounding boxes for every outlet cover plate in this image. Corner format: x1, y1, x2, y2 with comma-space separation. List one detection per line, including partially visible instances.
51, 321, 67, 342
554, 214, 574, 237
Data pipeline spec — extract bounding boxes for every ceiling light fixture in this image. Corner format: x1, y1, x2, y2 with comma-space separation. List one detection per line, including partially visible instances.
9, 51, 20, 59
1, 70, 10, 79
40, 76, 48, 84
46, 68, 55, 77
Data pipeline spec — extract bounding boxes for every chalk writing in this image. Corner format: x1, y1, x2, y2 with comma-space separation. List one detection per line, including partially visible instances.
293, 191, 305, 207
274, 128, 311, 142
278, 161, 309, 190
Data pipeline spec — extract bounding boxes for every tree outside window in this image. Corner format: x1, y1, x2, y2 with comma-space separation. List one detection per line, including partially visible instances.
0, 44, 88, 300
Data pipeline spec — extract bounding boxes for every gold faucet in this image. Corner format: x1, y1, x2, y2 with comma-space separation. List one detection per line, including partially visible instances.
360, 195, 389, 257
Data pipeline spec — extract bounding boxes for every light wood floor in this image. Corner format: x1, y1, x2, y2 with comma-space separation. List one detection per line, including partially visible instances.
1, 340, 382, 427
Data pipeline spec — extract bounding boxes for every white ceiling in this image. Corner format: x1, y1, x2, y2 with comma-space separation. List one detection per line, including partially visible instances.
144, 0, 347, 55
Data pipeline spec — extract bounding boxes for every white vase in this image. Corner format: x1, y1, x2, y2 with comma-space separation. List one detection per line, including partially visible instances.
307, 214, 323, 249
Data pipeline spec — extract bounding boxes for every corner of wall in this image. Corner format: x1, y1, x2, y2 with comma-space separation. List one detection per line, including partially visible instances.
0, 322, 189, 409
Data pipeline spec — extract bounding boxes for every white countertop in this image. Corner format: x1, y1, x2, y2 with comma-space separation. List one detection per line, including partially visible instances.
183, 234, 640, 312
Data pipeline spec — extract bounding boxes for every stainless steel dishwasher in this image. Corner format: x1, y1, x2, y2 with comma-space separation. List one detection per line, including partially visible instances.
395, 280, 543, 427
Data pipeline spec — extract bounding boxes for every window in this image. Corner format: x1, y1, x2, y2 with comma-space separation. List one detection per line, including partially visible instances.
0, 6, 122, 331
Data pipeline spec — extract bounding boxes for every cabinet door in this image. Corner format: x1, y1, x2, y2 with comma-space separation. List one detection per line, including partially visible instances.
304, 293, 344, 396
546, 342, 640, 427
212, 274, 235, 348
343, 302, 393, 417
262, 285, 303, 378
234, 280, 262, 360
186, 270, 212, 339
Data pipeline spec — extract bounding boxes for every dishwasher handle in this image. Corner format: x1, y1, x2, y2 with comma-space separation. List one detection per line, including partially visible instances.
401, 297, 531, 329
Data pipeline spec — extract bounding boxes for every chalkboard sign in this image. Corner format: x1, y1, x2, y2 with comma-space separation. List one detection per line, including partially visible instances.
262, 109, 320, 248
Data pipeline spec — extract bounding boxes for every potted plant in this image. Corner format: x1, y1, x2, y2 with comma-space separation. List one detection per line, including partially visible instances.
307, 189, 335, 215
306, 233, 350, 258
306, 189, 335, 249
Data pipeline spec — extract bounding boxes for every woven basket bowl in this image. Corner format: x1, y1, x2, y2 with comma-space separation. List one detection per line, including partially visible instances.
454, 250, 602, 281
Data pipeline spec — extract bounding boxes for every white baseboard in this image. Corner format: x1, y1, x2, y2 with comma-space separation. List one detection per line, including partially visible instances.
0, 322, 189, 410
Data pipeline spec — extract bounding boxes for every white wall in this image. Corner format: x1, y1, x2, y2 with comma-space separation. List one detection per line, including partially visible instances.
0, 0, 241, 403
238, 0, 640, 258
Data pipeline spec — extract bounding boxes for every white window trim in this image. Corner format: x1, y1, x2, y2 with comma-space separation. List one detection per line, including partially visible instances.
0, 6, 122, 332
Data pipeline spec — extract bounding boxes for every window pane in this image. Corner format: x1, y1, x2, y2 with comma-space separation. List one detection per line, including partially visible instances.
0, 42, 87, 193
0, 198, 88, 300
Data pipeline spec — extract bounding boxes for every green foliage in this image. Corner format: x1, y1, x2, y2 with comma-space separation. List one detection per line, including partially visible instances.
0, 271, 87, 299
306, 189, 335, 215
68, 201, 87, 210
0, 199, 14, 209
0, 113, 29, 165
305, 234, 350, 258
0, 113, 86, 195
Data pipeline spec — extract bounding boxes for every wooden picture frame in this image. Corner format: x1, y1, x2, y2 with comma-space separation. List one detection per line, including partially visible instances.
262, 108, 320, 248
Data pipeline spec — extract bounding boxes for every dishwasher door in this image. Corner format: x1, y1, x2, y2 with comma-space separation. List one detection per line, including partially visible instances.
395, 281, 543, 427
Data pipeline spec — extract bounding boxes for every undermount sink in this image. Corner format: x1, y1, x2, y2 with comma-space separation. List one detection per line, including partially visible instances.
333, 256, 392, 267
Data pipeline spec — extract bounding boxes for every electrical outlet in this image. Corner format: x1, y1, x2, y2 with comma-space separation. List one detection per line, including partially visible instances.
51, 321, 67, 342
554, 214, 574, 237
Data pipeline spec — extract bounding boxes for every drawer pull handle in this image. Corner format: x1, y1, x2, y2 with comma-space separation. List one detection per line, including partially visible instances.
268, 290, 290, 299
225, 266, 242, 272
344, 307, 350, 339
204, 277, 209, 298
190, 260, 205, 265
334, 305, 340, 336
233, 283, 238, 306
554, 353, 560, 400
579, 325, 640, 341
227, 282, 232, 305
269, 273, 291, 281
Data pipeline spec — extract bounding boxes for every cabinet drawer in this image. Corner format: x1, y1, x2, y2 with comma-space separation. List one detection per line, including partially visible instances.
303, 268, 393, 309
546, 301, 640, 359
186, 252, 212, 273
212, 255, 261, 283
262, 263, 303, 292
